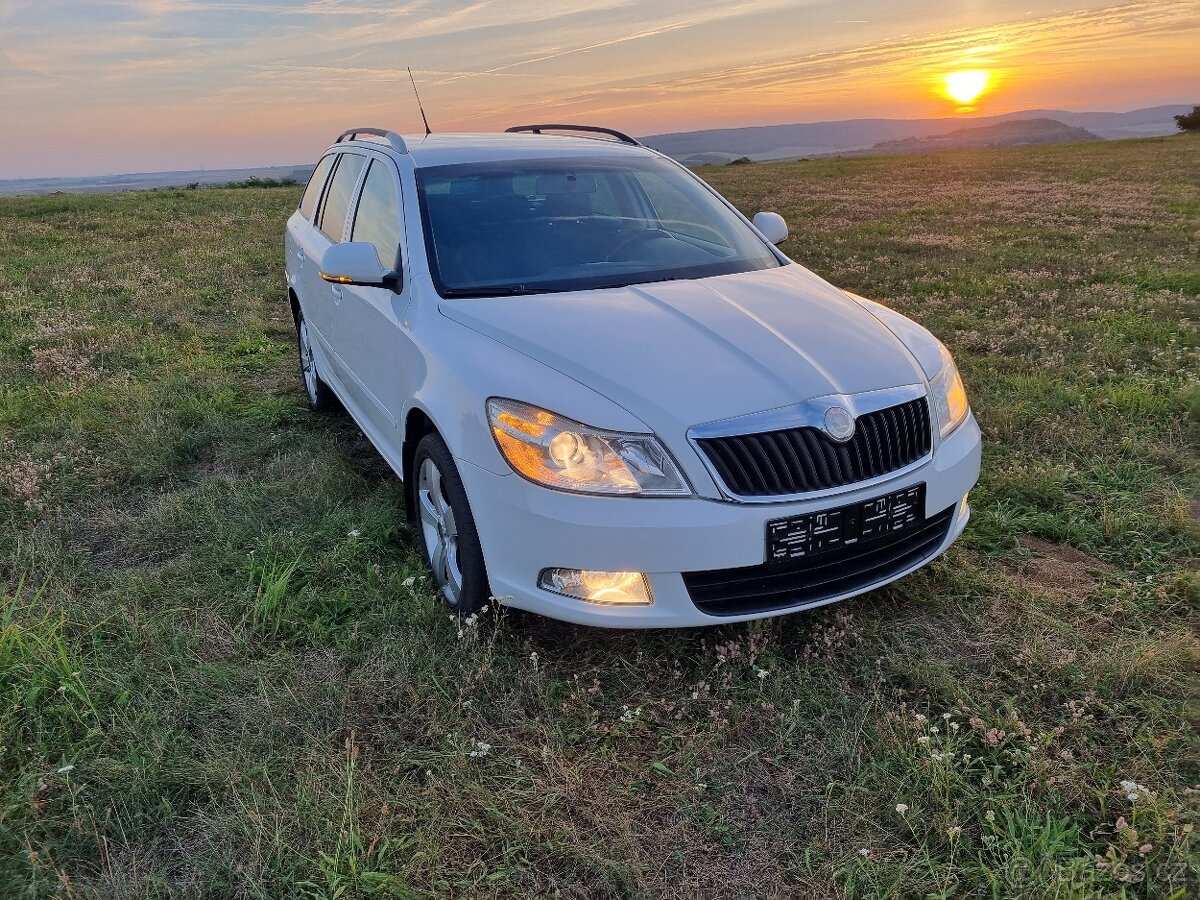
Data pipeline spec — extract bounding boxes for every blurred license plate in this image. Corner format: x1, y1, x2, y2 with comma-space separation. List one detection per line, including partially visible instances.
767, 484, 926, 561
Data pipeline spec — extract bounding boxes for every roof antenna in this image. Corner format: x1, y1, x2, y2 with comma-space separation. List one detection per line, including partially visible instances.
408, 66, 432, 136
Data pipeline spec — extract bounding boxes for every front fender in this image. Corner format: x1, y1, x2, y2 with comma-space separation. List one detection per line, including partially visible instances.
406, 303, 653, 477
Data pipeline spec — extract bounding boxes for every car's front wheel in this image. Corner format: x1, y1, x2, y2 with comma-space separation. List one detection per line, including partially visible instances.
295, 307, 337, 412
413, 433, 490, 614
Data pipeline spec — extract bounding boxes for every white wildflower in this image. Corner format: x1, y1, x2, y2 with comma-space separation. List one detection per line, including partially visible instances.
1120, 779, 1150, 802
468, 740, 491, 758
895, 803, 908, 815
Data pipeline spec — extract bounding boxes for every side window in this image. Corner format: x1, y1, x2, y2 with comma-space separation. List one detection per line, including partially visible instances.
298, 154, 336, 220
634, 171, 728, 246
351, 160, 402, 268
318, 153, 367, 243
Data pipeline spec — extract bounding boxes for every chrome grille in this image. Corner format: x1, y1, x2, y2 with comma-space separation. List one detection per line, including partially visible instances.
695, 397, 932, 498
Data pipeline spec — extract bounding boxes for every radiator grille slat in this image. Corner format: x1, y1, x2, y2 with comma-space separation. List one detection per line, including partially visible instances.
696, 397, 932, 497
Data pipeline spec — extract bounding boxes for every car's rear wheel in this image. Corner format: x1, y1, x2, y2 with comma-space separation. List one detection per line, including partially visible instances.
295, 308, 337, 412
413, 433, 490, 614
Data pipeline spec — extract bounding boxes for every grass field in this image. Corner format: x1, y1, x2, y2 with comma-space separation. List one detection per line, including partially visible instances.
1, 135, 1197, 899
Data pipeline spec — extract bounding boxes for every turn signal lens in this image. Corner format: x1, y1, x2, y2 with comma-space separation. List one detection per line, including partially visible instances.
487, 398, 691, 496
538, 568, 653, 605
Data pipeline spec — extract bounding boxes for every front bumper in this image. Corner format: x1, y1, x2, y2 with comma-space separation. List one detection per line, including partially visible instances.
458, 412, 982, 628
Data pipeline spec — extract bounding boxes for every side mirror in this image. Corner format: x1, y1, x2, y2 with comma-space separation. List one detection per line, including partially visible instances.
752, 211, 788, 246
319, 242, 401, 291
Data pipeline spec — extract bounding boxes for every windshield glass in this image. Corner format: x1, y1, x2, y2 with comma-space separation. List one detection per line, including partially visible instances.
416, 156, 784, 297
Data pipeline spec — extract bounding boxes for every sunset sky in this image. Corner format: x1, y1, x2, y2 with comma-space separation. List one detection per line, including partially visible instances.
0, 0, 1196, 178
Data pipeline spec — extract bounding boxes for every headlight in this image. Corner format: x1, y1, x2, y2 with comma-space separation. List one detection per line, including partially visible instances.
486, 398, 691, 496
929, 346, 969, 439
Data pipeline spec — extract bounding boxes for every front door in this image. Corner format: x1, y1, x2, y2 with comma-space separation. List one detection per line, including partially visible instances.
336, 155, 415, 453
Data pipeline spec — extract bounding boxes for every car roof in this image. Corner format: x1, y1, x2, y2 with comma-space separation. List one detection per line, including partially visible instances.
330, 132, 657, 168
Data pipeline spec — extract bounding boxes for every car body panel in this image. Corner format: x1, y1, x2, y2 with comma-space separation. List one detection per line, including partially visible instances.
458, 413, 980, 627
437, 265, 926, 457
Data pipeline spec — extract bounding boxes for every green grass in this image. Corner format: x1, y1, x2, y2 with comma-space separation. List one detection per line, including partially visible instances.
1, 135, 1197, 898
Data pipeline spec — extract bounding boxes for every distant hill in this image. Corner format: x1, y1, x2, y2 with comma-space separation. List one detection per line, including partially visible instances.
642, 104, 1190, 164
0, 104, 1189, 195
856, 118, 1101, 155
0, 164, 315, 197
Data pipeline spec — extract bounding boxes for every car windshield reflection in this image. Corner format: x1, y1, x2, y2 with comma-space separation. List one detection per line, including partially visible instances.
416, 156, 784, 297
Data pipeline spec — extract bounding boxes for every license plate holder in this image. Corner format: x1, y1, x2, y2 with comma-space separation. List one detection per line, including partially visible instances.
766, 484, 926, 562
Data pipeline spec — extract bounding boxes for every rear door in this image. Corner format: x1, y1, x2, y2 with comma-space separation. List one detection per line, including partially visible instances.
299, 151, 368, 389
335, 155, 414, 441
286, 152, 336, 305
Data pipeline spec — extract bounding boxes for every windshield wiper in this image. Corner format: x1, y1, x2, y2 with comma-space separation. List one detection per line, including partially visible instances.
593, 275, 684, 290
440, 285, 557, 298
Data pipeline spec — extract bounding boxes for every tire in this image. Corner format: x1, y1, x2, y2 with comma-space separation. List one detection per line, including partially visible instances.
295, 306, 338, 412
412, 432, 490, 614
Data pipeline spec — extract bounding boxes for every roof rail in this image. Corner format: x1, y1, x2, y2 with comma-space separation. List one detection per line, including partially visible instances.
505, 124, 642, 146
335, 127, 408, 154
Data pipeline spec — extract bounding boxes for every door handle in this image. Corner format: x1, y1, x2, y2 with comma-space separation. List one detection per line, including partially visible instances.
296, 249, 306, 263
330, 286, 343, 303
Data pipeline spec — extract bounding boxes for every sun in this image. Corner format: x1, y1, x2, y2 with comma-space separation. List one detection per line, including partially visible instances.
943, 70, 991, 106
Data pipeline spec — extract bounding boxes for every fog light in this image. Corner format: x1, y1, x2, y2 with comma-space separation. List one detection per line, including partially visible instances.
538, 568, 653, 606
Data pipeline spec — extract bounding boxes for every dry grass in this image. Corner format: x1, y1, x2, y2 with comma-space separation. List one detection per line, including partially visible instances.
1, 135, 1197, 898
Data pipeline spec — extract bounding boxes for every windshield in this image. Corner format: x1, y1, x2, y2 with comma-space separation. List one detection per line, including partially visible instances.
416, 156, 784, 297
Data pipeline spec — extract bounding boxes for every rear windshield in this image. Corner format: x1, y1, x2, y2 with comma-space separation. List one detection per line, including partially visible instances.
415, 156, 783, 297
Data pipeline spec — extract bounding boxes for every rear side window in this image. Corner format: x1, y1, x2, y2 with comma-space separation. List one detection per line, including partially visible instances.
298, 154, 336, 220
318, 154, 367, 242
351, 160, 402, 268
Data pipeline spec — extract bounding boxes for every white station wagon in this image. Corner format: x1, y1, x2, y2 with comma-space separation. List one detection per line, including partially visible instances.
284, 124, 981, 627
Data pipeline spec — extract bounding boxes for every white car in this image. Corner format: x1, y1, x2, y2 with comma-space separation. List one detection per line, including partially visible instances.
284, 124, 981, 628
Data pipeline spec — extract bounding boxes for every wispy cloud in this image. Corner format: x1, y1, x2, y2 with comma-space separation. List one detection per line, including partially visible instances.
0, 0, 1195, 177
449, 0, 1199, 124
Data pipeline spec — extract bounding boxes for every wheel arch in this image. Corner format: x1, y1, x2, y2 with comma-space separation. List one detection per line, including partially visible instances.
402, 406, 439, 523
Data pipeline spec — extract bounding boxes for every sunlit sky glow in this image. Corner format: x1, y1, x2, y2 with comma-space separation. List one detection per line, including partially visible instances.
0, 0, 1196, 178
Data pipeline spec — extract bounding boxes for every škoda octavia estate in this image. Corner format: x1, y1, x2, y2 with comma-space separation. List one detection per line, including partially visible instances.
284, 124, 981, 627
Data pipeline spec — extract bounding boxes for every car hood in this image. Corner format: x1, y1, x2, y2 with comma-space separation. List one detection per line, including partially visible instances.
438, 265, 926, 443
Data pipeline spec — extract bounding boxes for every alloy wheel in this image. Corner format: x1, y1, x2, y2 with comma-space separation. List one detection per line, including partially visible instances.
418, 456, 463, 607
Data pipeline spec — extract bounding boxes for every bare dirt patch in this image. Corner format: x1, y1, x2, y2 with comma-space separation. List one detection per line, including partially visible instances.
1006, 535, 1112, 600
